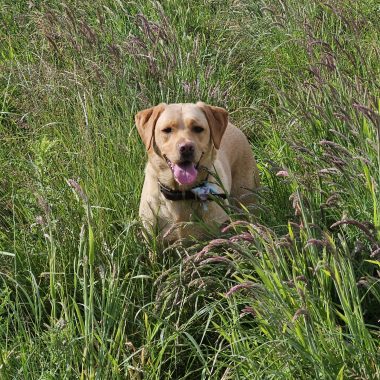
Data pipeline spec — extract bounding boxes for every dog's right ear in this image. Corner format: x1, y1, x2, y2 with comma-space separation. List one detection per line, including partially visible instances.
135, 103, 166, 151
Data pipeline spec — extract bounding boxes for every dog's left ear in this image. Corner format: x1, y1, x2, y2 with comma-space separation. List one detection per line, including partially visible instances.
197, 102, 228, 149
135, 103, 166, 151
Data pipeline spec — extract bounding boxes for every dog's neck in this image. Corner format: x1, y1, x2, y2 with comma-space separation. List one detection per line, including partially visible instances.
144, 160, 226, 241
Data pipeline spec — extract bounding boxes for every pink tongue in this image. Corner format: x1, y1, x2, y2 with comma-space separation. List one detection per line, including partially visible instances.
173, 163, 198, 185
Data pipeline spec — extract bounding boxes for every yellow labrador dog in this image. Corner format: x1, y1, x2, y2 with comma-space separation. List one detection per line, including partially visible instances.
136, 102, 260, 242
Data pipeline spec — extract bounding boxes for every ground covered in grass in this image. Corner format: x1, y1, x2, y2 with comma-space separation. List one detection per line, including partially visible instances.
1, 0, 379, 378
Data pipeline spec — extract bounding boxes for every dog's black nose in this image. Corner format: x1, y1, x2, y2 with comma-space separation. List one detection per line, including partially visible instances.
179, 142, 195, 159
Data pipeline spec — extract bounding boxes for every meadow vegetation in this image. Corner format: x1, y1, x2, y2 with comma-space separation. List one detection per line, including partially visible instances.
1, 0, 379, 378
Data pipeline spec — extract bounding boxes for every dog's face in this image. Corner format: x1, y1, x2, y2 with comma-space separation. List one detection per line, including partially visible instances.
136, 102, 228, 187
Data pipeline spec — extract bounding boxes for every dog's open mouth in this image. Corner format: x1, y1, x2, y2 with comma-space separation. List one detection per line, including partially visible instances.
166, 158, 198, 185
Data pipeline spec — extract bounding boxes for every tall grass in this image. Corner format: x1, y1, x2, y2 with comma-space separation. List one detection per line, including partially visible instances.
1, 0, 379, 378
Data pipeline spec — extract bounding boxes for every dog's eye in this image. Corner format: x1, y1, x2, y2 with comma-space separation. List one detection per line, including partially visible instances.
192, 126, 204, 133
162, 127, 172, 134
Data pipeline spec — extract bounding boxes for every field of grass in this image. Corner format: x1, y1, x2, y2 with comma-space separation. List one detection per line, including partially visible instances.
1, 0, 380, 378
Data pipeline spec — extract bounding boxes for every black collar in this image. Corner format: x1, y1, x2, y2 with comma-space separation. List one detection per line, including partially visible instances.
159, 181, 227, 201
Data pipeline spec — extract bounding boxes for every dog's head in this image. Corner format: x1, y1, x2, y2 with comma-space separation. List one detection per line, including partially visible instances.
135, 102, 228, 187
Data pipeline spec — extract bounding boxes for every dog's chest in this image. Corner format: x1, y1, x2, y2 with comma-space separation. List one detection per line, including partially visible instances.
157, 195, 228, 239
159, 196, 204, 224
